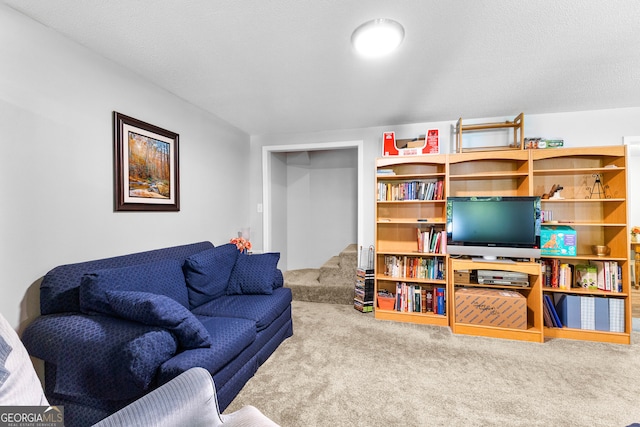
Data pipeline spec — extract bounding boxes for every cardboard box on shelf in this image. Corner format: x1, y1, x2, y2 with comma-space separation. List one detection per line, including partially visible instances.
541, 226, 576, 256
455, 288, 527, 330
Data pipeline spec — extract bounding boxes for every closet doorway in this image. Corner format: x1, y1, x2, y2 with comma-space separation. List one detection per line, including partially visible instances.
262, 141, 363, 271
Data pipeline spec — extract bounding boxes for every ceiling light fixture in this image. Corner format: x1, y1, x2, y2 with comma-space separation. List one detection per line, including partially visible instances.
351, 18, 405, 58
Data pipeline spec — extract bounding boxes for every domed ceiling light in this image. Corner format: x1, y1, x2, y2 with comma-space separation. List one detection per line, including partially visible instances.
351, 18, 405, 58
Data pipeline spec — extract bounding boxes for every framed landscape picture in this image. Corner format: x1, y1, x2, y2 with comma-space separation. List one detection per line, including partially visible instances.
113, 112, 180, 211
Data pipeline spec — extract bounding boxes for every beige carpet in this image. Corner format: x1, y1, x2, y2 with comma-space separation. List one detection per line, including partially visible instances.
225, 300, 640, 427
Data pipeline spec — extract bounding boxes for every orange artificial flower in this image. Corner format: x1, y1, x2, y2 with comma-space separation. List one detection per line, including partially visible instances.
230, 237, 252, 252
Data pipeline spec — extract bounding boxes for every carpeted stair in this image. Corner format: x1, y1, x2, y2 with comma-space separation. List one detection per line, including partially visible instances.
284, 244, 358, 305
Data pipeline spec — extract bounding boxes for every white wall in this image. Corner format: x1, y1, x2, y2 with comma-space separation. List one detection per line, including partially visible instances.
0, 5, 250, 330
269, 152, 288, 268
250, 109, 640, 258
286, 149, 357, 270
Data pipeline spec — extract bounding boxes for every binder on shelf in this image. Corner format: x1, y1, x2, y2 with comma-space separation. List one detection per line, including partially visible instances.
594, 297, 610, 332
609, 298, 625, 332
542, 299, 555, 328
555, 294, 581, 329
580, 297, 595, 330
544, 295, 562, 328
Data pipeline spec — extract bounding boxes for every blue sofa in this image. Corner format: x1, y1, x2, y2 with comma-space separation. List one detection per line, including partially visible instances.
21, 241, 293, 427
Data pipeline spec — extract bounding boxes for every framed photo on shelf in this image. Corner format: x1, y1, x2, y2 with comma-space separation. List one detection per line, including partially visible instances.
113, 112, 180, 211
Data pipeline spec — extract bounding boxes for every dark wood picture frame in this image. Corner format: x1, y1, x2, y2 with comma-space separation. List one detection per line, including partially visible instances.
113, 112, 180, 211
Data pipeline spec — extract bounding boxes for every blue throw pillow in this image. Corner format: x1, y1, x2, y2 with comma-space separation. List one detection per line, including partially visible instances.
227, 252, 280, 295
105, 291, 211, 350
79, 259, 190, 311
183, 244, 238, 307
273, 268, 284, 289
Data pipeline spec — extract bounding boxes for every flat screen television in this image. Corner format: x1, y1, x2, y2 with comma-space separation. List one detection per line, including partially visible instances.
446, 196, 541, 261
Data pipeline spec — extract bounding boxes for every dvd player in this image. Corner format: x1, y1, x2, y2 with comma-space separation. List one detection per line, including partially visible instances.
477, 270, 529, 287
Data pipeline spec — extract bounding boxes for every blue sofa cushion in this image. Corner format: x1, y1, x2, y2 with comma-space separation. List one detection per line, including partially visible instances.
227, 252, 280, 295
192, 287, 292, 331
79, 259, 190, 312
22, 314, 177, 400
105, 291, 211, 350
183, 244, 238, 308
157, 315, 256, 384
40, 241, 213, 315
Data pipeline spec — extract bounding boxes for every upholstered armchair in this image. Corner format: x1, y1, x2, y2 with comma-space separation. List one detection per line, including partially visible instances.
93, 367, 278, 427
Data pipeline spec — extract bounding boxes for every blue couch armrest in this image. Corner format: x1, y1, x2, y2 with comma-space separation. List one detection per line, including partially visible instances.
22, 313, 178, 400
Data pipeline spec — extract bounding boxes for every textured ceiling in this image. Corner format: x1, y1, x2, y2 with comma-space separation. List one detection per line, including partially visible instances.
5, 0, 640, 135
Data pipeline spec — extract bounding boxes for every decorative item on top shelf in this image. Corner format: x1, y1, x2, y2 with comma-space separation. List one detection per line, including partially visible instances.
524, 138, 564, 149
631, 226, 640, 243
230, 232, 252, 253
455, 112, 524, 153
382, 130, 439, 156
586, 173, 610, 199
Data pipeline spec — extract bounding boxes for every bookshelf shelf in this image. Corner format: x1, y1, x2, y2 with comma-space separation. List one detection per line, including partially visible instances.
377, 218, 445, 225
452, 282, 531, 291
448, 172, 529, 180
377, 173, 446, 180
453, 324, 544, 343
376, 275, 446, 285
374, 146, 630, 344
543, 326, 629, 345
541, 287, 628, 297
374, 309, 450, 326
533, 167, 625, 176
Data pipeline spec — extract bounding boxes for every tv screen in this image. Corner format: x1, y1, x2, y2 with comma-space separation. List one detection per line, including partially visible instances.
446, 196, 541, 259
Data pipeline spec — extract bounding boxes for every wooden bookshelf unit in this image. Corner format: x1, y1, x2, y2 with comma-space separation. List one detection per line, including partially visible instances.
375, 155, 449, 326
532, 146, 630, 344
374, 146, 631, 344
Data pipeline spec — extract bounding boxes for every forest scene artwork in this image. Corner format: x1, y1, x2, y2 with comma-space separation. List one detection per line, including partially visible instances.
128, 132, 171, 199
114, 112, 180, 211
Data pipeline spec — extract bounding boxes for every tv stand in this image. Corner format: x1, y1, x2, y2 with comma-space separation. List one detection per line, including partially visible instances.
450, 258, 543, 343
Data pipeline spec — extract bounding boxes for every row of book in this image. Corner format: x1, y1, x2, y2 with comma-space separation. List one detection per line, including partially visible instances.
541, 259, 622, 292
382, 255, 446, 280
544, 293, 625, 332
377, 180, 444, 201
389, 283, 446, 314
354, 268, 374, 313
417, 227, 447, 254
376, 169, 396, 176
